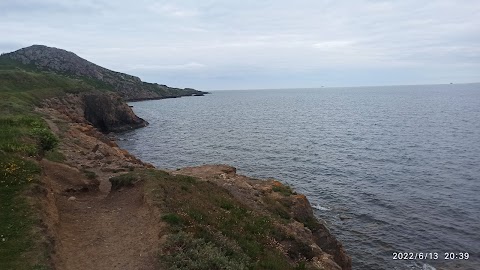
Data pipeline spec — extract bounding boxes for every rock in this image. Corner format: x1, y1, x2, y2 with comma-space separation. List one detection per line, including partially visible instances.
68, 196, 76, 201
83, 93, 148, 132
172, 164, 352, 270
291, 194, 315, 223
92, 144, 99, 153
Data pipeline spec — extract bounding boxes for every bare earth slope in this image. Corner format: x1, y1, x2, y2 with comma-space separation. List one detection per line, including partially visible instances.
38, 107, 163, 270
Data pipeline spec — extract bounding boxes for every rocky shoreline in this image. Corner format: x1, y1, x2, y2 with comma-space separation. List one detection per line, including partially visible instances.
34, 91, 352, 269
0, 44, 351, 269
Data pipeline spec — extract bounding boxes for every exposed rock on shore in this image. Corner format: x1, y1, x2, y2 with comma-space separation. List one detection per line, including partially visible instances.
173, 165, 352, 270
42, 92, 148, 132
83, 93, 147, 132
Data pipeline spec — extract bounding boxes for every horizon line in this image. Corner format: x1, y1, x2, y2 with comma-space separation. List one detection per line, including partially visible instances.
204, 81, 480, 91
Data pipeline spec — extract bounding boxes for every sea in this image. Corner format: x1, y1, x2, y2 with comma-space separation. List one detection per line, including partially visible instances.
117, 84, 480, 270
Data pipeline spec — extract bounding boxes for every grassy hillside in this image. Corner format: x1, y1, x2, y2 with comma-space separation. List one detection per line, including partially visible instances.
0, 65, 86, 269
0, 45, 206, 101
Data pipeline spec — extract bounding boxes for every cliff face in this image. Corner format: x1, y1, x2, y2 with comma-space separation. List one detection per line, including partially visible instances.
42, 92, 148, 133
83, 93, 147, 132
0, 45, 207, 101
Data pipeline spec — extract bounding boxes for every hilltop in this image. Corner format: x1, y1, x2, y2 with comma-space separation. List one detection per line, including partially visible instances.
0, 45, 207, 100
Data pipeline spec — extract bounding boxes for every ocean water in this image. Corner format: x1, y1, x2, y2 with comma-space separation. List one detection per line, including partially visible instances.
117, 84, 480, 269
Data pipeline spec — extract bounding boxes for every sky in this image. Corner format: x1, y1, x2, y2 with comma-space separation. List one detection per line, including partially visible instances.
1, 0, 479, 90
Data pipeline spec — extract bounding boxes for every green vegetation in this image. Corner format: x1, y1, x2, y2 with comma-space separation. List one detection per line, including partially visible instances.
0, 70, 95, 115
161, 232, 248, 270
109, 173, 137, 190
0, 153, 50, 270
121, 170, 307, 270
0, 60, 75, 269
272, 184, 294, 196
0, 116, 59, 157
82, 169, 97, 180
44, 150, 65, 163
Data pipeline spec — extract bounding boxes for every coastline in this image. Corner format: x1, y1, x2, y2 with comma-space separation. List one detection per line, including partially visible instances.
33, 92, 351, 269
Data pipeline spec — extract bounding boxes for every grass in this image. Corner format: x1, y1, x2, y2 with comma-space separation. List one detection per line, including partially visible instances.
82, 169, 97, 180
0, 153, 50, 270
0, 116, 55, 269
0, 61, 82, 269
0, 115, 59, 157
0, 70, 95, 115
44, 150, 65, 163
109, 174, 137, 190
272, 184, 294, 196
136, 170, 308, 270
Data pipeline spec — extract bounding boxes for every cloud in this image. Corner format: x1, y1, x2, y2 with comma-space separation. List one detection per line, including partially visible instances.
149, 3, 199, 17
312, 40, 356, 50
1, 0, 479, 89
128, 62, 206, 71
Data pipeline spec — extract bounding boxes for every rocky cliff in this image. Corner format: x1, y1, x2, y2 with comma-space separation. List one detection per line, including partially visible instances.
35, 94, 352, 269
0, 45, 207, 101
173, 165, 352, 269
42, 92, 148, 132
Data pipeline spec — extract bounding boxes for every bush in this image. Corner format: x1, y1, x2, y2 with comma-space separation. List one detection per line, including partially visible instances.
160, 232, 248, 270
45, 150, 65, 162
162, 213, 183, 226
109, 173, 136, 190
31, 127, 58, 152
82, 169, 97, 180
272, 185, 294, 196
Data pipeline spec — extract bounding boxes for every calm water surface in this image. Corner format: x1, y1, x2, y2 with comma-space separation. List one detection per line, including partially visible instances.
118, 84, 480, 269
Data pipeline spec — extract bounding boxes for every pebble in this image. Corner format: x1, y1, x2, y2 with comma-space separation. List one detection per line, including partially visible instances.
68, 196, 76, 201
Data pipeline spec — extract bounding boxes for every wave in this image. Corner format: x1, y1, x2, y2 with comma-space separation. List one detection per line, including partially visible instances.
313, 203, 331, 211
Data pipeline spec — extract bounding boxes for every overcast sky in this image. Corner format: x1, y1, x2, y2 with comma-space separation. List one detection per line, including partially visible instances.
1, 0, 479, 90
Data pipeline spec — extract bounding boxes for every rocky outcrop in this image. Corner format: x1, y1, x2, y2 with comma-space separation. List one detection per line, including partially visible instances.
42, 92, 148, 133
83, 93, 147, 132
0, 45, 208, 101
173, 165, 352, 270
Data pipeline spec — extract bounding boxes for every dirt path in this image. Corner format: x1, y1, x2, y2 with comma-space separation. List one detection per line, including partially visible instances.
52, 183, 161, 270
38, 109, 163, 270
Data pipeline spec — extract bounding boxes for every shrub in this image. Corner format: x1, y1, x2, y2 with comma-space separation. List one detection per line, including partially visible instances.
44, 150, 65, 162
162, 213, 183, 226
31, 127, 58, 152
109, 173, 136, 190
160, 232, 248, 270
272, 185, 294, 196
82, 170, 97, 180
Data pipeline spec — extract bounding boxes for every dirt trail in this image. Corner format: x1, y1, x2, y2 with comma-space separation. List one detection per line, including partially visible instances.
38, 109, 163, 270
52, 182, 160, 270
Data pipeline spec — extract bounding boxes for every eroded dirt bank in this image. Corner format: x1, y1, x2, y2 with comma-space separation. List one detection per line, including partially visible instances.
36, 103, 162, 270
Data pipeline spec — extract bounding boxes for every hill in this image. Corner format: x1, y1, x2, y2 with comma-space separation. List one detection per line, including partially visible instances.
0, 45, 206, 100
